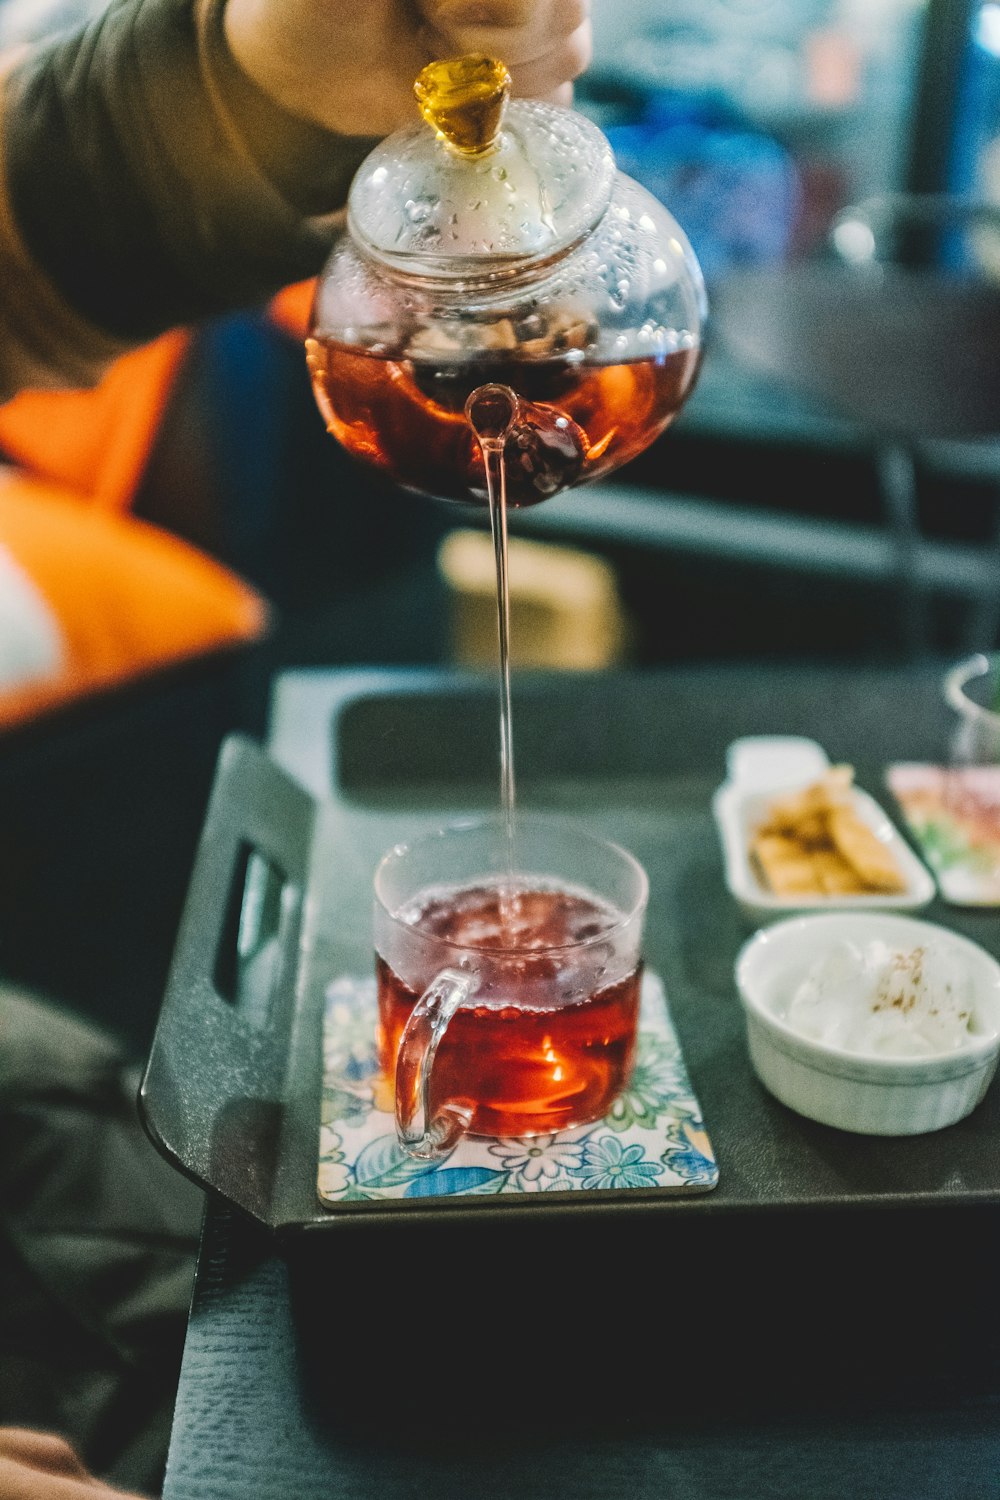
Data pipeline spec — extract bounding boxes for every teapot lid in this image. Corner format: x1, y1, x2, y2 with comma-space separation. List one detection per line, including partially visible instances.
347, 55, 616, 279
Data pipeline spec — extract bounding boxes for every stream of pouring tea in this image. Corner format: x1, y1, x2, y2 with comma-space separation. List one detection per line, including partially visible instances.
466, 385, 519, 894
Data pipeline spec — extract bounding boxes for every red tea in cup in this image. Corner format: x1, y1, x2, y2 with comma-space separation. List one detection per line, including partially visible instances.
377, 881, 642, 1138
373, 818, 648, 1156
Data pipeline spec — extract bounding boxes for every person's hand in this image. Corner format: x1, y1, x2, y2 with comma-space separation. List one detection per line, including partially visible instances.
222, 0, 592, 139
0, 1428, 144, 1499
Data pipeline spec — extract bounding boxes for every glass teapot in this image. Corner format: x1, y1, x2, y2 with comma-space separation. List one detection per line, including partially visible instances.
306, 56, 706, 508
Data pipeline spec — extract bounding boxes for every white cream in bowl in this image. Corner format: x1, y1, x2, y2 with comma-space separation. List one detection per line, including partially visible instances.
736, 913, 1000, 1134
785, 937, 977, 1057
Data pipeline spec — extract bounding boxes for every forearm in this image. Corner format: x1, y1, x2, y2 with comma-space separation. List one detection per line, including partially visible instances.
0, 0, 376, 396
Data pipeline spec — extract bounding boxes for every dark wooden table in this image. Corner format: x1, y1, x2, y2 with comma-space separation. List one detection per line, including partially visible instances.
157, 662, 1000, 1500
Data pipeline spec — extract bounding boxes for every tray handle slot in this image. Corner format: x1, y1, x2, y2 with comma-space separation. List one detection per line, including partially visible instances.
139, 734, 316, 1226
214, 841, 296, 1032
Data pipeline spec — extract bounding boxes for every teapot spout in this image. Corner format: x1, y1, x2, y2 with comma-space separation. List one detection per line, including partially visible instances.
466, 382, 588, 504
465, 383, 519, 448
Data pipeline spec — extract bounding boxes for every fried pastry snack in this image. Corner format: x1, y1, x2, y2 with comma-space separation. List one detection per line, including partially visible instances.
750, 768, 907, 897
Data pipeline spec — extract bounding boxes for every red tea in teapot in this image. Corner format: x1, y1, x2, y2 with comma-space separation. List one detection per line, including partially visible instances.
306, 339, 701, 506
376, 881, 642, 1138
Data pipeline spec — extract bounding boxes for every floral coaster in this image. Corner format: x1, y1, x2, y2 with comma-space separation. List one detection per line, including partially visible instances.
887, 763, 1000, 906
318, 971, 718, 1208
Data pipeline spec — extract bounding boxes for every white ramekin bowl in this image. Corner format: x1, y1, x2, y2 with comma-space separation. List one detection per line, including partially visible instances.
735, 912, 1000, 1135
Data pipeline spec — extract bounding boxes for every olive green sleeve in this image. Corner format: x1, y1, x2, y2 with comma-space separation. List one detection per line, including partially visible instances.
0, 0, 376, 396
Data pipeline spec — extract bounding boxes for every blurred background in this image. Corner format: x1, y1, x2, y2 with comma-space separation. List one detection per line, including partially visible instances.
525, 0, 1000, 672
1, 0, 1000, 1041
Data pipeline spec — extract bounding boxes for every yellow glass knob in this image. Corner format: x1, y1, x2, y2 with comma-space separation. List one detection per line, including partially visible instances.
414, 55, 511, 156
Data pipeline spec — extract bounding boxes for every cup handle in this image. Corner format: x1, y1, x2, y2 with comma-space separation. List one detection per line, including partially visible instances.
395, 967, 478, 1160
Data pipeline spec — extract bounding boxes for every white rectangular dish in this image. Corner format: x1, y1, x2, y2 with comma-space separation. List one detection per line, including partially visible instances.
713, 735, 936, 926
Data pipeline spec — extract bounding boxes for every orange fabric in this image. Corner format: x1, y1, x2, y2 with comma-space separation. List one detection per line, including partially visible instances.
0, 329, 191, 511
268, 278, 316, 342
0, 471, 267, 728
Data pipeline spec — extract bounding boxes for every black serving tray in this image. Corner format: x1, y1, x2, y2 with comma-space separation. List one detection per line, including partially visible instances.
142, 663, 1000, 1226
141, 665, 1000, 1408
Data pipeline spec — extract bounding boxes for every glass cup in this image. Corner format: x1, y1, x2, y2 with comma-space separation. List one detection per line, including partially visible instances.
944, 653, 1000, 766
941, 653, 1000, 896
373, 815, 648, 1159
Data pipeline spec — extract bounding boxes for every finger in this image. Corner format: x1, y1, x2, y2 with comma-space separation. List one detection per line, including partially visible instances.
426, 0, 589, 68
507, 24, 592, 96
538, 81, 574, 107
0, 1431, 89, 1480
0, 1455, 141, 1497
424, 0, 587, 44
421, 0, 537, 29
